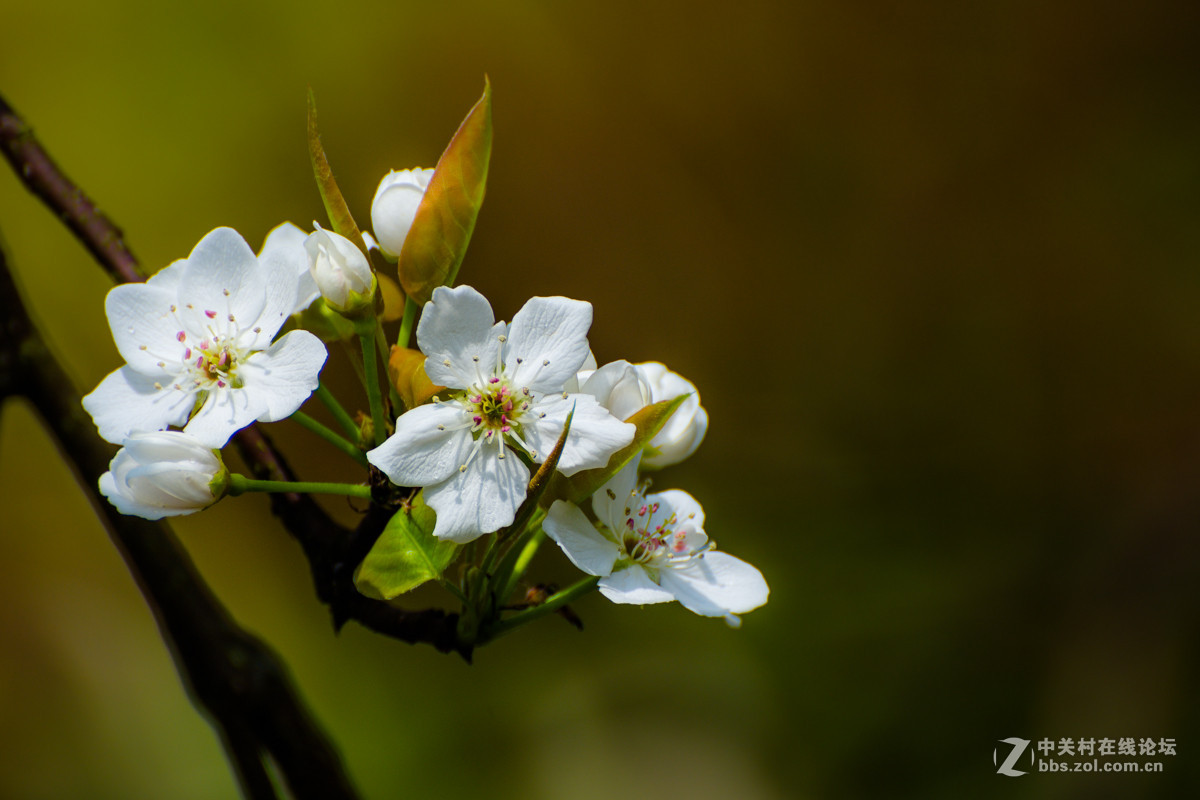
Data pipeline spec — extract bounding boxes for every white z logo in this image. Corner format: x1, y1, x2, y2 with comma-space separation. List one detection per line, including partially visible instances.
994, 738, 1031, 777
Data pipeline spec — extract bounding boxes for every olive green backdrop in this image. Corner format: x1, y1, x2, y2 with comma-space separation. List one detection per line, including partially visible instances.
2, 1, 1198, 798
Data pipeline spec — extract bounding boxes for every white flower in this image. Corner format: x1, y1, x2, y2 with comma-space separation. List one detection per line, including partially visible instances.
256, 222, 320, 314
99, 430, 229, 520
576, 360, 708, 469
82, 227, 328, 448
543, 455, 768, 624
367, 285, 635, 542
304, 224, 375, 312
370, 167, 435, 258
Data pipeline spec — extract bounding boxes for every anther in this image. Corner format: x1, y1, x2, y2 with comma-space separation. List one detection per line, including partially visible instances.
154, 382, 163, 390
443, 359, 452, 367
459, 465, 467, 472
437, 425, 445, 430
139, 344, 148, 350
516, 357, 523, 364
169, 304, 177, 312
228, 314, 236, 322
253, 326, 262, 334
472, 356, 480, 362
542, 359, 550, 366
205, 310, 217, 319
498, 334, 507, 342
176, 331, 187, 342
223, 289, 230, 296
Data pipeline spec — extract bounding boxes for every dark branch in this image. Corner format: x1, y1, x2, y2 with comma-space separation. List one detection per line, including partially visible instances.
0, 240, 357, 799
0, 94, 141, 283
0, 90, 465, 656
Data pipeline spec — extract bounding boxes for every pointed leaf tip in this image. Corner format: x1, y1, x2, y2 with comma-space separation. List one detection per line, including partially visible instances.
306, 90, 364, 249
398, 79, 493, 304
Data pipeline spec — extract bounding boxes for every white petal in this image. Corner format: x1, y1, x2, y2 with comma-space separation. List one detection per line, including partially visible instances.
177, 228, 268, 341
580, 360, 650, 420
104, 282, 186, 375
257, 221, 317, 328
598, 566, 675, 605
100, 469, 182, 520
543, 500, 620, 576
121, 430, 220, 468
417, 285, 501, 388
504, 296, 592, 393
367, 402, 474, 486
524, 394, 635, 475
146, 258, 188, 291
236, 330, 327, 422
651, 488, 706, 531
423, 445, 530, 542
82, 367, 195, 444
183, 387, 264, 449
659, 552, 769, 617
590, 453, 642, 532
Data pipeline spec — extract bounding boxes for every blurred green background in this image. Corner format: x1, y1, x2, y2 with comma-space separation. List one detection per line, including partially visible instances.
2, 1, 1199, 798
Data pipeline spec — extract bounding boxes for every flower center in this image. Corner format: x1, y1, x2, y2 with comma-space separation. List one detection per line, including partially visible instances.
178, 325, 247, 391
615, 491, 708, 568
465, 378, 531, 436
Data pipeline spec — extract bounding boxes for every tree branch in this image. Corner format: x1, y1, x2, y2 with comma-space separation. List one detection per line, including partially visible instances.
0, 239, 357, 799
0, 90, 465, 656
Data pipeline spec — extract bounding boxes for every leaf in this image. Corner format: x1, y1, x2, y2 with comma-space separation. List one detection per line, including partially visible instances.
377, 273, 405, 322
388, 345, 446, 411
398, 78, 492, 304
353, 496, 460, 599
542, 395, 688, 506
307, 89, 365, 250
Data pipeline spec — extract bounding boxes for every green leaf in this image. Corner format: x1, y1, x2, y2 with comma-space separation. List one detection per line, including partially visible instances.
543, 395, 688, 506
353, 496, 460, 599
398, 78, 492, 305
307, 89, 365, 250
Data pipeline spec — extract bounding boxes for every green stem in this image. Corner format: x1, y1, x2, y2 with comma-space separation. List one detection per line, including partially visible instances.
359, 330, 388, 448
376, 319, 403, 413
396, 296, 418, 349
227, 473, 371, 499
290, 411, 368, 468
495, 527, 547, 606
314, 382, 359, 440
479, 575, 600, 643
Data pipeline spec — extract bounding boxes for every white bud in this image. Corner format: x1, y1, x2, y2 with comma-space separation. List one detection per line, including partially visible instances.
634, 362, 708, 469
370, 168, 435, 258
99, 431, 229, 520
304, 224, 374, 311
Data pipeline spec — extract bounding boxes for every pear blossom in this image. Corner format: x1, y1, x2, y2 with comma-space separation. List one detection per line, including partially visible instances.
82, 227, 328, 448
256, 221, 320, 314
99, 430, 229, 520
370, 167, 434, 258
367, 284, 635, 542
575, 360, 708, 469
304, 223, 375, 313
543, 455, 768, 625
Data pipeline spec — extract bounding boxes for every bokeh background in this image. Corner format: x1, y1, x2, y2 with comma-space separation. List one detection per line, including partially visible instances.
2, 1, 1199, 797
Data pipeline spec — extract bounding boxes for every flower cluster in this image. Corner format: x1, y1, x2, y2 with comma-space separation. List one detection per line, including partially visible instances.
80, 87, 767, 643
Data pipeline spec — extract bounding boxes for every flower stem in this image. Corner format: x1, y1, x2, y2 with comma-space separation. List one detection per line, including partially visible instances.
359, 330, 388, 448
396, 296, 418, 349
227, 473, 371, 499
290, 410, 368, 468
495, 527, 546, 606
479, 575, 600, 643
315, 381, 359, 440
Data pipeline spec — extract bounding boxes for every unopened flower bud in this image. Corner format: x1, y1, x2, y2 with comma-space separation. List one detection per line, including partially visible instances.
633, 362, 708, 469
99, 431, 229, 520
370, 168, 434, 259
304, 224, 375, 315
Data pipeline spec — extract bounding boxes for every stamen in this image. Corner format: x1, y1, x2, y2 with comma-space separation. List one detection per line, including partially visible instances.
205, 310, 217, 319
